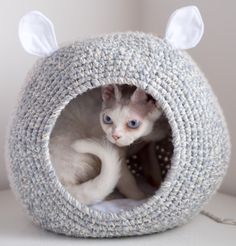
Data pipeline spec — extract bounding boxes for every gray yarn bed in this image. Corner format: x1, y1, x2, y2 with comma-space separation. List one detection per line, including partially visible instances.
7, 32, 231, 238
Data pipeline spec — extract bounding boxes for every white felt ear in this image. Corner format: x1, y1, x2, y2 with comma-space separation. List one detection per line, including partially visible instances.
165, 6, 204, 50
18, 11, 59, 57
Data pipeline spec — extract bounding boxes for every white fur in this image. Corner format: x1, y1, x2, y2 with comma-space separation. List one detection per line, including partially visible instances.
69, 139, 121, 204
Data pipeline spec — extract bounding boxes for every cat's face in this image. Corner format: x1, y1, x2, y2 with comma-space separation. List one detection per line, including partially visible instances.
100, 85, 162, 147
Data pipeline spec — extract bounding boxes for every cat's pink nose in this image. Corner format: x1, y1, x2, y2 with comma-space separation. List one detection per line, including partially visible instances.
112, 134, 121, 140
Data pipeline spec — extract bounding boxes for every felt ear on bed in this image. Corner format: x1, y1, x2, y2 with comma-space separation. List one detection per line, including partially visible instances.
165, 6, 204, 50
18, 11, 59, 57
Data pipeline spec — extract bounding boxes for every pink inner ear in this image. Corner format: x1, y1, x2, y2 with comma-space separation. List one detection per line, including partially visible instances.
102, 85, 114, 101
131, 88, 148, 104
102, 84, 121, 101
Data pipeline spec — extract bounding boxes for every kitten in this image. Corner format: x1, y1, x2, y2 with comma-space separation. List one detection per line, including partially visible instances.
50, 84, 163, 205
98, 84, 164, 198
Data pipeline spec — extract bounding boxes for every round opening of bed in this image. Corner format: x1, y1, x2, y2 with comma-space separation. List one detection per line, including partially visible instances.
49, 85, 174, 213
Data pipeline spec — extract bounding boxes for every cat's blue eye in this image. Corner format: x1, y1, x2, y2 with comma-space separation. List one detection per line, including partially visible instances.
103, 114, 113, 124
127, 120, 141, 129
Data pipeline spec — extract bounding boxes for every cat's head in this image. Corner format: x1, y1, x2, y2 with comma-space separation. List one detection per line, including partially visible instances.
100, 84, 162, 147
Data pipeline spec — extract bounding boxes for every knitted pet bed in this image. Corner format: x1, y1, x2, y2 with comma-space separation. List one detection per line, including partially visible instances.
7, 6, 231, 238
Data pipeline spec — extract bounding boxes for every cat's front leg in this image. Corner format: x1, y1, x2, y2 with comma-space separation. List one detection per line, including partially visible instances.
117, 160, 146, 200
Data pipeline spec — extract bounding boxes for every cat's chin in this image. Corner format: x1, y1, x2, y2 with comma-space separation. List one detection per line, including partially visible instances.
114, 142, 127, 147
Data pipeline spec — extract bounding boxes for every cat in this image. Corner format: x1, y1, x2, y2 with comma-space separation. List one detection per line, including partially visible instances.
97, 84, 167, 197
50, 84, 164, 205
49, 88, 122, 205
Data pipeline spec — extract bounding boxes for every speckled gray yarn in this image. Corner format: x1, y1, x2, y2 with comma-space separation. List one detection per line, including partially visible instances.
7, 32, 231, 238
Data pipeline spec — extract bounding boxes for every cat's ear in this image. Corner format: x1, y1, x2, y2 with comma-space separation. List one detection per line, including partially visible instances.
101, 84, 121, 102
131, 88, 148, 104
18, 11, 59, 57
165, 6, 204, 50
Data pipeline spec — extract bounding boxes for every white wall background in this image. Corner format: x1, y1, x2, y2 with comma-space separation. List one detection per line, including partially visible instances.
0, 0, 235, 196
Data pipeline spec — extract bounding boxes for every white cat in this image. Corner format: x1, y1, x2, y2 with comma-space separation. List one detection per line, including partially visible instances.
50, 85, 163, 205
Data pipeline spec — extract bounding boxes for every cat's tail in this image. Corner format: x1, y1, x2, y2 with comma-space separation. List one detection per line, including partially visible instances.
70, 138, 122, 205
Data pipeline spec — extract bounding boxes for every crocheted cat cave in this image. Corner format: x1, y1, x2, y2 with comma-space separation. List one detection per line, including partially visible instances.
7, 6, 230, 237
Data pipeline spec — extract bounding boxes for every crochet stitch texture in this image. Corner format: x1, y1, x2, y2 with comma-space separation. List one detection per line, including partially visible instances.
7, 32, 231, 237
